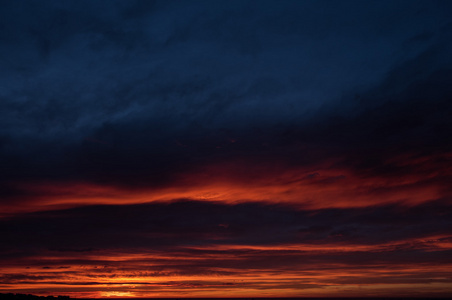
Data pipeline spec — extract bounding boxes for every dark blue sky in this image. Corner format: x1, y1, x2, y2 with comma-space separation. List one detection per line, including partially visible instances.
1, 1, 452, 298
1, 0, 452, 186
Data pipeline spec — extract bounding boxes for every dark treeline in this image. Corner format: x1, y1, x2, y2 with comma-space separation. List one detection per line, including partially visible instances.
0, 294, 69, 300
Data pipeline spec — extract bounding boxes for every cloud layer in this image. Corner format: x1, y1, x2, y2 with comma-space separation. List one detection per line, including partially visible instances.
1, 0, 452, 297
2, 200, 452, 297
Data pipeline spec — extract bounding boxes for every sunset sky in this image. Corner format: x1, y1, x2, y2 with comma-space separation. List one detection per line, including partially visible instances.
1, 0, 452, 298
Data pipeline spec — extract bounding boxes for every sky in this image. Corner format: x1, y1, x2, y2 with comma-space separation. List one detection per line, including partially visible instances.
1, 0, 452, 298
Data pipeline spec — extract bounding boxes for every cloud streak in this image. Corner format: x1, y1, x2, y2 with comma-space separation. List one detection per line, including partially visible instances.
1, 200, 452, 296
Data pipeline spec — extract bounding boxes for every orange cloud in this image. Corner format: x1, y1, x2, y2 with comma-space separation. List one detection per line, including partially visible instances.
2, 152, 449, 217
2, 234, 452, 298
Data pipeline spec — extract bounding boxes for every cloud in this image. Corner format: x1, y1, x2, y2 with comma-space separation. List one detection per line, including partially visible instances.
2, 200, 451, 252
1, 1, 452, 185
1, 2, 452, 297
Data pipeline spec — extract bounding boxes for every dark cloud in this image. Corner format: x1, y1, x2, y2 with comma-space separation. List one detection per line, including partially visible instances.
1, 0, 452, 191
1, 200, 451, 252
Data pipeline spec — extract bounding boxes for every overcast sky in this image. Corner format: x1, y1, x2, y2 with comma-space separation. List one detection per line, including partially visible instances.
1, 0, 452, 298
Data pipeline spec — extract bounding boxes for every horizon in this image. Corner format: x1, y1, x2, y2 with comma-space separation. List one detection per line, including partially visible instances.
3, 295, 451, 299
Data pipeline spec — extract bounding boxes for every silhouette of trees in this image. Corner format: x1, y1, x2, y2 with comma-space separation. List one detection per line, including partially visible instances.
0, 293, 70, 300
